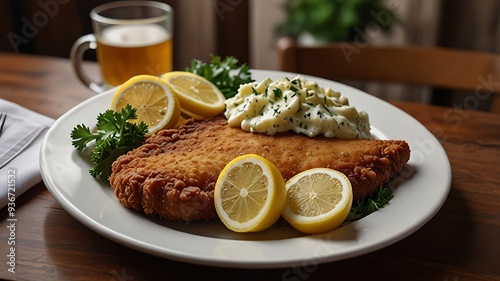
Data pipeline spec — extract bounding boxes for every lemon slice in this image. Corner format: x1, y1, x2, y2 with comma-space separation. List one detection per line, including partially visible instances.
162, 71, 225, 118
282, 168, 353, 234
180, 108, 206, 120
110, 75, 181, 134
214, 154, 286, 233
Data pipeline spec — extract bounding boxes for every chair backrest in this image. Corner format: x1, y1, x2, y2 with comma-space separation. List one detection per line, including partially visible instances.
277, 37, 500, 113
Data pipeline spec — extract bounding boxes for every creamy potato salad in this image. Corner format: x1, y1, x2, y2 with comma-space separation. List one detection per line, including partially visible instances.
224, 76, 371, 139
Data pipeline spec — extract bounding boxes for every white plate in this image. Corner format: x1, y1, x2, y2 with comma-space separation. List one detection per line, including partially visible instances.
40, 70, 451, 268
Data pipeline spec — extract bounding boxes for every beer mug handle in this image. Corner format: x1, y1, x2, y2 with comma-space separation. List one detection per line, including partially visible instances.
70, 34, 106, 93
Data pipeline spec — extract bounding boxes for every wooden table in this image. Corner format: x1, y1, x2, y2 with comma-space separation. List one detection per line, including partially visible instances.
1, 52, 499, 281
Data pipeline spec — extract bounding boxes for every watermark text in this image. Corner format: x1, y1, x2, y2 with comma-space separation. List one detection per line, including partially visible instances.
6, 168, 17, 274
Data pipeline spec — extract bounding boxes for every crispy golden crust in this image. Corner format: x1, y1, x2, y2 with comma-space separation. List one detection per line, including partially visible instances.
110, 117, 410, 221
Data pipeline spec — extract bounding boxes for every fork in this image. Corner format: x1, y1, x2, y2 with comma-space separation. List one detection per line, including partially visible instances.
0, 112, 6, 137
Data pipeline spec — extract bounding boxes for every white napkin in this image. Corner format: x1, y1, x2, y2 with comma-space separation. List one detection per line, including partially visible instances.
0, 99, 54, 208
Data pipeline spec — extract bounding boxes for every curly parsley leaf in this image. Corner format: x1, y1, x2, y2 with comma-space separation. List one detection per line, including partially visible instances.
186, 54, 254, 99
346, 185, 394, 221
70, 105, 148, 182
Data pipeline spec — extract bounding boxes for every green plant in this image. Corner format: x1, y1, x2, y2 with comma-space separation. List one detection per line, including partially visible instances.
276, 0, 399, 43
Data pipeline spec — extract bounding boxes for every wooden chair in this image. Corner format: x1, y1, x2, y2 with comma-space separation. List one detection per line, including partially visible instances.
277, 37, 500, 113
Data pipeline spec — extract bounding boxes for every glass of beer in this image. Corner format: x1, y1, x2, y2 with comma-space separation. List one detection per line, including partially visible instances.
70, 1, 173, 93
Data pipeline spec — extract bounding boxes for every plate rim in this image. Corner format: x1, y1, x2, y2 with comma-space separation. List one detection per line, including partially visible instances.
40, 69, 451, 268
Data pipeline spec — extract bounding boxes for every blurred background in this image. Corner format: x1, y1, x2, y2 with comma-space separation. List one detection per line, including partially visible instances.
1, 0, 499, 111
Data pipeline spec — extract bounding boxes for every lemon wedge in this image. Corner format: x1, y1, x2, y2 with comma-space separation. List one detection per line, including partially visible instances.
282, 168, 353, 234
110, 75, 181, 134
214, 154, 286, 233
162, 71, 225, 118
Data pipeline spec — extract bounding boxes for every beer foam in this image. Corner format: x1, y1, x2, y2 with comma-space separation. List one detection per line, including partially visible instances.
100, 24, 170, 47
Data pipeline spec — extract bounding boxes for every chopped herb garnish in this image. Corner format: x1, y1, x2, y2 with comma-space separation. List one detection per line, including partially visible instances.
322, 104, 333, 116
71, 105, 148, 182
346, 186, 394, 221
186, 54, 254, 99
273, 88, 283, 99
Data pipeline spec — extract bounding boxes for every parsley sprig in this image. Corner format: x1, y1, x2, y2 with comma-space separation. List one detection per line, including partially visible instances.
186, 54, 254, 99
70, 105, 148, 182
346, 186, 394, 221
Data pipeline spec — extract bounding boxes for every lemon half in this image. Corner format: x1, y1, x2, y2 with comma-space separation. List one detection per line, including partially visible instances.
214, 154, 286, 233
162, 71, 226, 118
283, 168, 353, 234
110, 75, 181, 134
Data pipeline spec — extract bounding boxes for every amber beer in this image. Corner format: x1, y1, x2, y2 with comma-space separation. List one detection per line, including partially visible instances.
70, 2, 173, 92
96, 24, 172, 87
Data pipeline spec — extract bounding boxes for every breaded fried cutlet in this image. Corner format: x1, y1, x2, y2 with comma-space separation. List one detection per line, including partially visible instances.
110, 117, 410, 221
